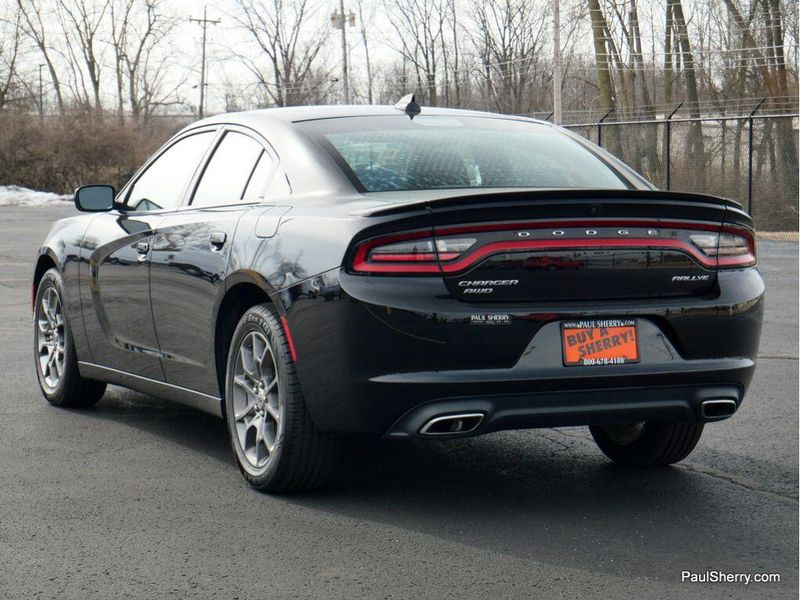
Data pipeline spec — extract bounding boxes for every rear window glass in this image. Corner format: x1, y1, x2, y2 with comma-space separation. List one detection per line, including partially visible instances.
303, 116, 629, 192
192, 131, 264, 206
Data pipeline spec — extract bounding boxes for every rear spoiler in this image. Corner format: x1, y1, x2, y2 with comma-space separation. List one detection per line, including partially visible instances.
353, 189, 743, 218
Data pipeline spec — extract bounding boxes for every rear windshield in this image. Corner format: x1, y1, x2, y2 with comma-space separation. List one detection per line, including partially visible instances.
301, 115, 630, 192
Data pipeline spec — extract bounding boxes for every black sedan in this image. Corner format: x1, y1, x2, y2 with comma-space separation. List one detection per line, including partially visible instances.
33, 101, 763, 492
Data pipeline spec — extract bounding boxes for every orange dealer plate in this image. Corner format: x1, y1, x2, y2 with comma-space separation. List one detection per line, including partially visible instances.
561, 319, 640, 367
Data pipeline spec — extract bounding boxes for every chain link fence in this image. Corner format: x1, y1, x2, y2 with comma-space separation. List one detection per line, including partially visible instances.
564, 114, 799, 240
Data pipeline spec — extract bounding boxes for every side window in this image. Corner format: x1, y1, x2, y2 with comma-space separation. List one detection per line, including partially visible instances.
192, 131, 265, 206
125, 132, 214, 212
243, 150, 275, 200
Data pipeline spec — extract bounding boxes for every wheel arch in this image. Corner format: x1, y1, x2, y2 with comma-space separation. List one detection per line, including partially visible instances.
32, 249, 61, 307
214, 272, 283, 398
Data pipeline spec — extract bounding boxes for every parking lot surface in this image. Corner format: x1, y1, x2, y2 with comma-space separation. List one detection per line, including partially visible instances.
0, 205, 796, 599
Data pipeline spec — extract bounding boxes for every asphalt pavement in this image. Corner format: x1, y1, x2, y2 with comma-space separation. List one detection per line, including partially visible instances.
0, 205, 797, 599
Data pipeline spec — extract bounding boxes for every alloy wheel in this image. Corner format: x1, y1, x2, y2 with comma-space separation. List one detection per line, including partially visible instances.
231, 331, 282, 473
36, 286, 66, 391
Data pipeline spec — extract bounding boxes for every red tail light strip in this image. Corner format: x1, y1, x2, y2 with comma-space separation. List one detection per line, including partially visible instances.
435, 219, 730, 236
350, 221, 755, 274
351, 229, 431, 268
438, 238, 750, 272
370, 252, 460, 262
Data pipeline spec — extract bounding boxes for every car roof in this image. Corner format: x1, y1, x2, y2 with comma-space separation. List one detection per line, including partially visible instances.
177, 106, 556, 199
194, 104, 550, 127
174, 106, 650, 200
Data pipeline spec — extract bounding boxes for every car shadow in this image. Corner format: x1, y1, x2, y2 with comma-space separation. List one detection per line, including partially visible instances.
304, 434, 796, 584
80, 386, 235, 466
83, 387, 797, 587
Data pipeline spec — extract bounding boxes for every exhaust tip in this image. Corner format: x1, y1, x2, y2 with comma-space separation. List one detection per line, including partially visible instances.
419, 413, 484, 436
701, 399, 738, 420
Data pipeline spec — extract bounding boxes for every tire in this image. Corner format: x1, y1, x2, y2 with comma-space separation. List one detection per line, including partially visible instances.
224, 303, 336, 493
589, 421, 703, 467
33, 268, 106, 407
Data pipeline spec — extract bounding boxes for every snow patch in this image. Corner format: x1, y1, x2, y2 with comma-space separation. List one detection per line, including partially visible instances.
0, 185, 72, 207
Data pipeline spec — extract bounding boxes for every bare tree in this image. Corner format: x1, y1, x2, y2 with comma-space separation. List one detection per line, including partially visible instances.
587, 0, 615, 114
626, 1, 653, 118
55, 0, 110, 111
230, 0, 330, 107
384, 0, 449, 105
471, 0, 550, 115
16, 0, 65, 113
667, 0, 701, 118
110, 0, 179, 124
445, 0, 463, 106
0, 6, 23, 110
354, 0, 375, 104
664, 1, 674, 105
722, 0, 798, 191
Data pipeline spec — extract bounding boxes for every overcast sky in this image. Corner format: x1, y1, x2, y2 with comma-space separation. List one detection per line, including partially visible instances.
6, 1, 797, 115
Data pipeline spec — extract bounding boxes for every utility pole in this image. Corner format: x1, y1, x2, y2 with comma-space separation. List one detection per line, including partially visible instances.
339, 0, 349, 104
552, 0, 562, 124
189, 7, 220, 118
331, 2, 355, 104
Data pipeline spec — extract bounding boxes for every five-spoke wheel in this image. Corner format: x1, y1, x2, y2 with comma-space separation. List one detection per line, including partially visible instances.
224, 303, 336, 492
36, 286, 66, 391
231, 331, 282, 472
33, 268, 106, 407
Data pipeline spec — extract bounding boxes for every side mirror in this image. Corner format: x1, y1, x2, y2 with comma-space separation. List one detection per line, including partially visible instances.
74, 185, 115, 212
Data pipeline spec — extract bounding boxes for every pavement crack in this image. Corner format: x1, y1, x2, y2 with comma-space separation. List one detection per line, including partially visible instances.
757, 354, 799, 360
538, 431, 574, 452
677, 462, 798, 503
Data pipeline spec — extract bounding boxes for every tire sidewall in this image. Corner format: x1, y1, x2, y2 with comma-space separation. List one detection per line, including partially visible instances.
224, 307, 291, 486
591, 422, 662, 461
590, 421, 703, 466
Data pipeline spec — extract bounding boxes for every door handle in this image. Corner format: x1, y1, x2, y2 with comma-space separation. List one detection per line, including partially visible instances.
135, 240, 149, 258
210, 231, 227, 249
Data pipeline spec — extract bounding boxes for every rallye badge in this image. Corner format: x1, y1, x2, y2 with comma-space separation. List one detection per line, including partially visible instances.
672, 275, 711, 282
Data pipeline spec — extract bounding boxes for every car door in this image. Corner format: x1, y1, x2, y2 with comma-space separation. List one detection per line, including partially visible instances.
149, 127, 278, 396
81, 129, 217, 380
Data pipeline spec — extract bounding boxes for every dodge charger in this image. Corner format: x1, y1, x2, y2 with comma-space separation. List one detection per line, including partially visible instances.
33, 99, 763, 492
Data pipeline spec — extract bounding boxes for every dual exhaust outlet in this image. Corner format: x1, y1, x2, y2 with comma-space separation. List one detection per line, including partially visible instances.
418, 399, 737, 436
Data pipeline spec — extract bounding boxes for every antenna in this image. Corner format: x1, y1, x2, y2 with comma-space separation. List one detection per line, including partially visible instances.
394, 94, 421, 119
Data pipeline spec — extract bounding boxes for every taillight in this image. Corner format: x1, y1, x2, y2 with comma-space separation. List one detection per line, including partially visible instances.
351, 221, 756, 275
689, 228, 756, 267
351, 232, 476, 273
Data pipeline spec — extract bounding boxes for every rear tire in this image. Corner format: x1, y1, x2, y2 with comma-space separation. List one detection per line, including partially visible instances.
589, 421, 703, 467
224, 303, 336, 493
33, 268, 106, 407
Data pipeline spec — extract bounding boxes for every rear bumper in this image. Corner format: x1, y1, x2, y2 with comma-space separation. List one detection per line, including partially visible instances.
386, 383, 745, 439
282, 267, 763, 436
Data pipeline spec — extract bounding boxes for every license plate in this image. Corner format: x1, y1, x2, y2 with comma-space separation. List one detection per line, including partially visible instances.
561, 319, 639, 366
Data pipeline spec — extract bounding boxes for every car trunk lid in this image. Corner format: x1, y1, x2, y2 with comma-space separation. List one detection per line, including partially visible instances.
424, 190, 729, 302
